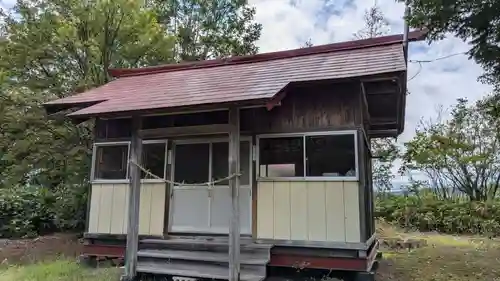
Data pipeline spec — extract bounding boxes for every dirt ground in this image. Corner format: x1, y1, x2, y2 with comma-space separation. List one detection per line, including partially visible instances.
0, 233, 83, 265
1, 226, 500, 281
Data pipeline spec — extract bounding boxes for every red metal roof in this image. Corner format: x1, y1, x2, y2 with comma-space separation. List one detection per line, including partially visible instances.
45, 31, 425, 117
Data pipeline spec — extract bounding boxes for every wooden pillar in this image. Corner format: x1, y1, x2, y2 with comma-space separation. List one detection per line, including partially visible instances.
228, 107, 241, 281
123, 116, 142, 281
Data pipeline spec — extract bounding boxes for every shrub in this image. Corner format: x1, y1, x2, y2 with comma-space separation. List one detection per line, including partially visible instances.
0, 186, 54, 238
375, 194, 500, 236
51, 184, 87, 231
0, 184, 87, 238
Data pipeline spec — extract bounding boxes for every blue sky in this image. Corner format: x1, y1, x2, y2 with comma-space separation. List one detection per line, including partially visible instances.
1, 0, 493, 183
249, 0, 492, 181
249, 0, 492, 143
1, 0, 491, 138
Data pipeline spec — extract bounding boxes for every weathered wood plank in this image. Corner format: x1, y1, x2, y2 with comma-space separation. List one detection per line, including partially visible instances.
137, 249, 269, 264
228, 107, 241, 281
343, 181, 361, 243
88, 184, 102, 233
139, 124, 231, 138
273, 181, 291, 240
240, 83, 360, 134
256, 182, 274, 239
137, 260, 265, 281
290, 182, 308, 241
124, 115, 142, 281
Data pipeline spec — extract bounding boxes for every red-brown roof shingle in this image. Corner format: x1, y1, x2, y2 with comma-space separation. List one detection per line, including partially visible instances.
45, 31, 424, 117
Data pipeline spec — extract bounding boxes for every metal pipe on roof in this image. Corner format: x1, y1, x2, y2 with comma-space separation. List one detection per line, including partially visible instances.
403, 5, 411, 62
399, 3, 411, 134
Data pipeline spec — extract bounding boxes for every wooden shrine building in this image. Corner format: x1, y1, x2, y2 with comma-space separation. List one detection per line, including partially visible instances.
44, 31, 425, 281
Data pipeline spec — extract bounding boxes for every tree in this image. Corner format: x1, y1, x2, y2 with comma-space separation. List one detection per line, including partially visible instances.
0, 0, 262, 190
301, 38, 313, 48
401, 98, 500, 201
354, 5, 399, 191
1, 0, 175, 97
371, 138, 399, 191
0, 0, 263, 234
0, 85, 90, 189
0, 0, 176, 189
354, 5, 390, 39
400, 0, 500, 89
149, 0, 262, 61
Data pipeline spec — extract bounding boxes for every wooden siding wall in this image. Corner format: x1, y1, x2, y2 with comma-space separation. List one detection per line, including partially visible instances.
95, 82, 363, 141
241, 83, 361, 134
256, 181, 361, 243
88, 183, 166, 235
362, 132, 375, 239
90, 81, 367, 241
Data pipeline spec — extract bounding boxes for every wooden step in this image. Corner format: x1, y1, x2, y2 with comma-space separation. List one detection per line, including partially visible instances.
137, 238, 272, 280
140, 238, 273, 252
138, 248, 269, 265
137, 260, 265, 281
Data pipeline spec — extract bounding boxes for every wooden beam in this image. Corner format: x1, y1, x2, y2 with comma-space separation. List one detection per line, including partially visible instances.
360, 82, 368, 104
371, 117, 397, 125
365, 90, 398, 95
139, 124, 231, 138
360, 76, 399, 83
372, 122, 398, 126
269, 240, 379, 271
84, 184, 92, 234
251, 136, 258, 240
228, 107, 241, 281
371, 117, 396, 122
357, 129, 368, 242
397, 74, 405, 134
360, 82, 370, 121
369, 129, 398, 138
123, 116, 142, 281
83, 244, 126, 258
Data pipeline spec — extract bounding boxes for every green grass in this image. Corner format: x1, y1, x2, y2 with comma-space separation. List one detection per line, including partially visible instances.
377, 221, 500, 281
2, 223, 500, 281
0, 260, 119, 281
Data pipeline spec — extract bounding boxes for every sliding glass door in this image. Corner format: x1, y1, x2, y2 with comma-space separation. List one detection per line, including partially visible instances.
169, 138, 252, 234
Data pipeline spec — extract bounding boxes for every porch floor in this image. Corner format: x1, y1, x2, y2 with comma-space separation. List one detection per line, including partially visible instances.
137, 238, 273, 281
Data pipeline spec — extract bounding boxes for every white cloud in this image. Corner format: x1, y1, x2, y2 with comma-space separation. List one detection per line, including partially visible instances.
3, 0, 492, 130
249, 0, 491, 141
0, 0, 15, 10
2, 0, 493, 179
249, 0, 493, 181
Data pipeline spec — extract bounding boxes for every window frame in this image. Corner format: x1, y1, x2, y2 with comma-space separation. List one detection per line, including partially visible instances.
256, 130, 358, 181
91, 140, 168, 184
171, 136, 253, 187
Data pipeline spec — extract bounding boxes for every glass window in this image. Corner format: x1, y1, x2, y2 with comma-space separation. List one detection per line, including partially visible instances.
142, 142, 167, 179
212, 141, 250, 185
94, 144, 129, 180
306, 134, 356, 177
239, 141, 250, 185
212, 142, 229, 185
93, 141, 168, 181
259, 137, 304, 177
258, 133, 357, 179
174, 143, 209, 184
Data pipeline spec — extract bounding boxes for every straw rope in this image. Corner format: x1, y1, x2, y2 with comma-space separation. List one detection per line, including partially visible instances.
128, 160, 241, 187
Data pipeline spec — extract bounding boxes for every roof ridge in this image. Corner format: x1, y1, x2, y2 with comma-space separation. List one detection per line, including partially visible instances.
109, 30, 426, 78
